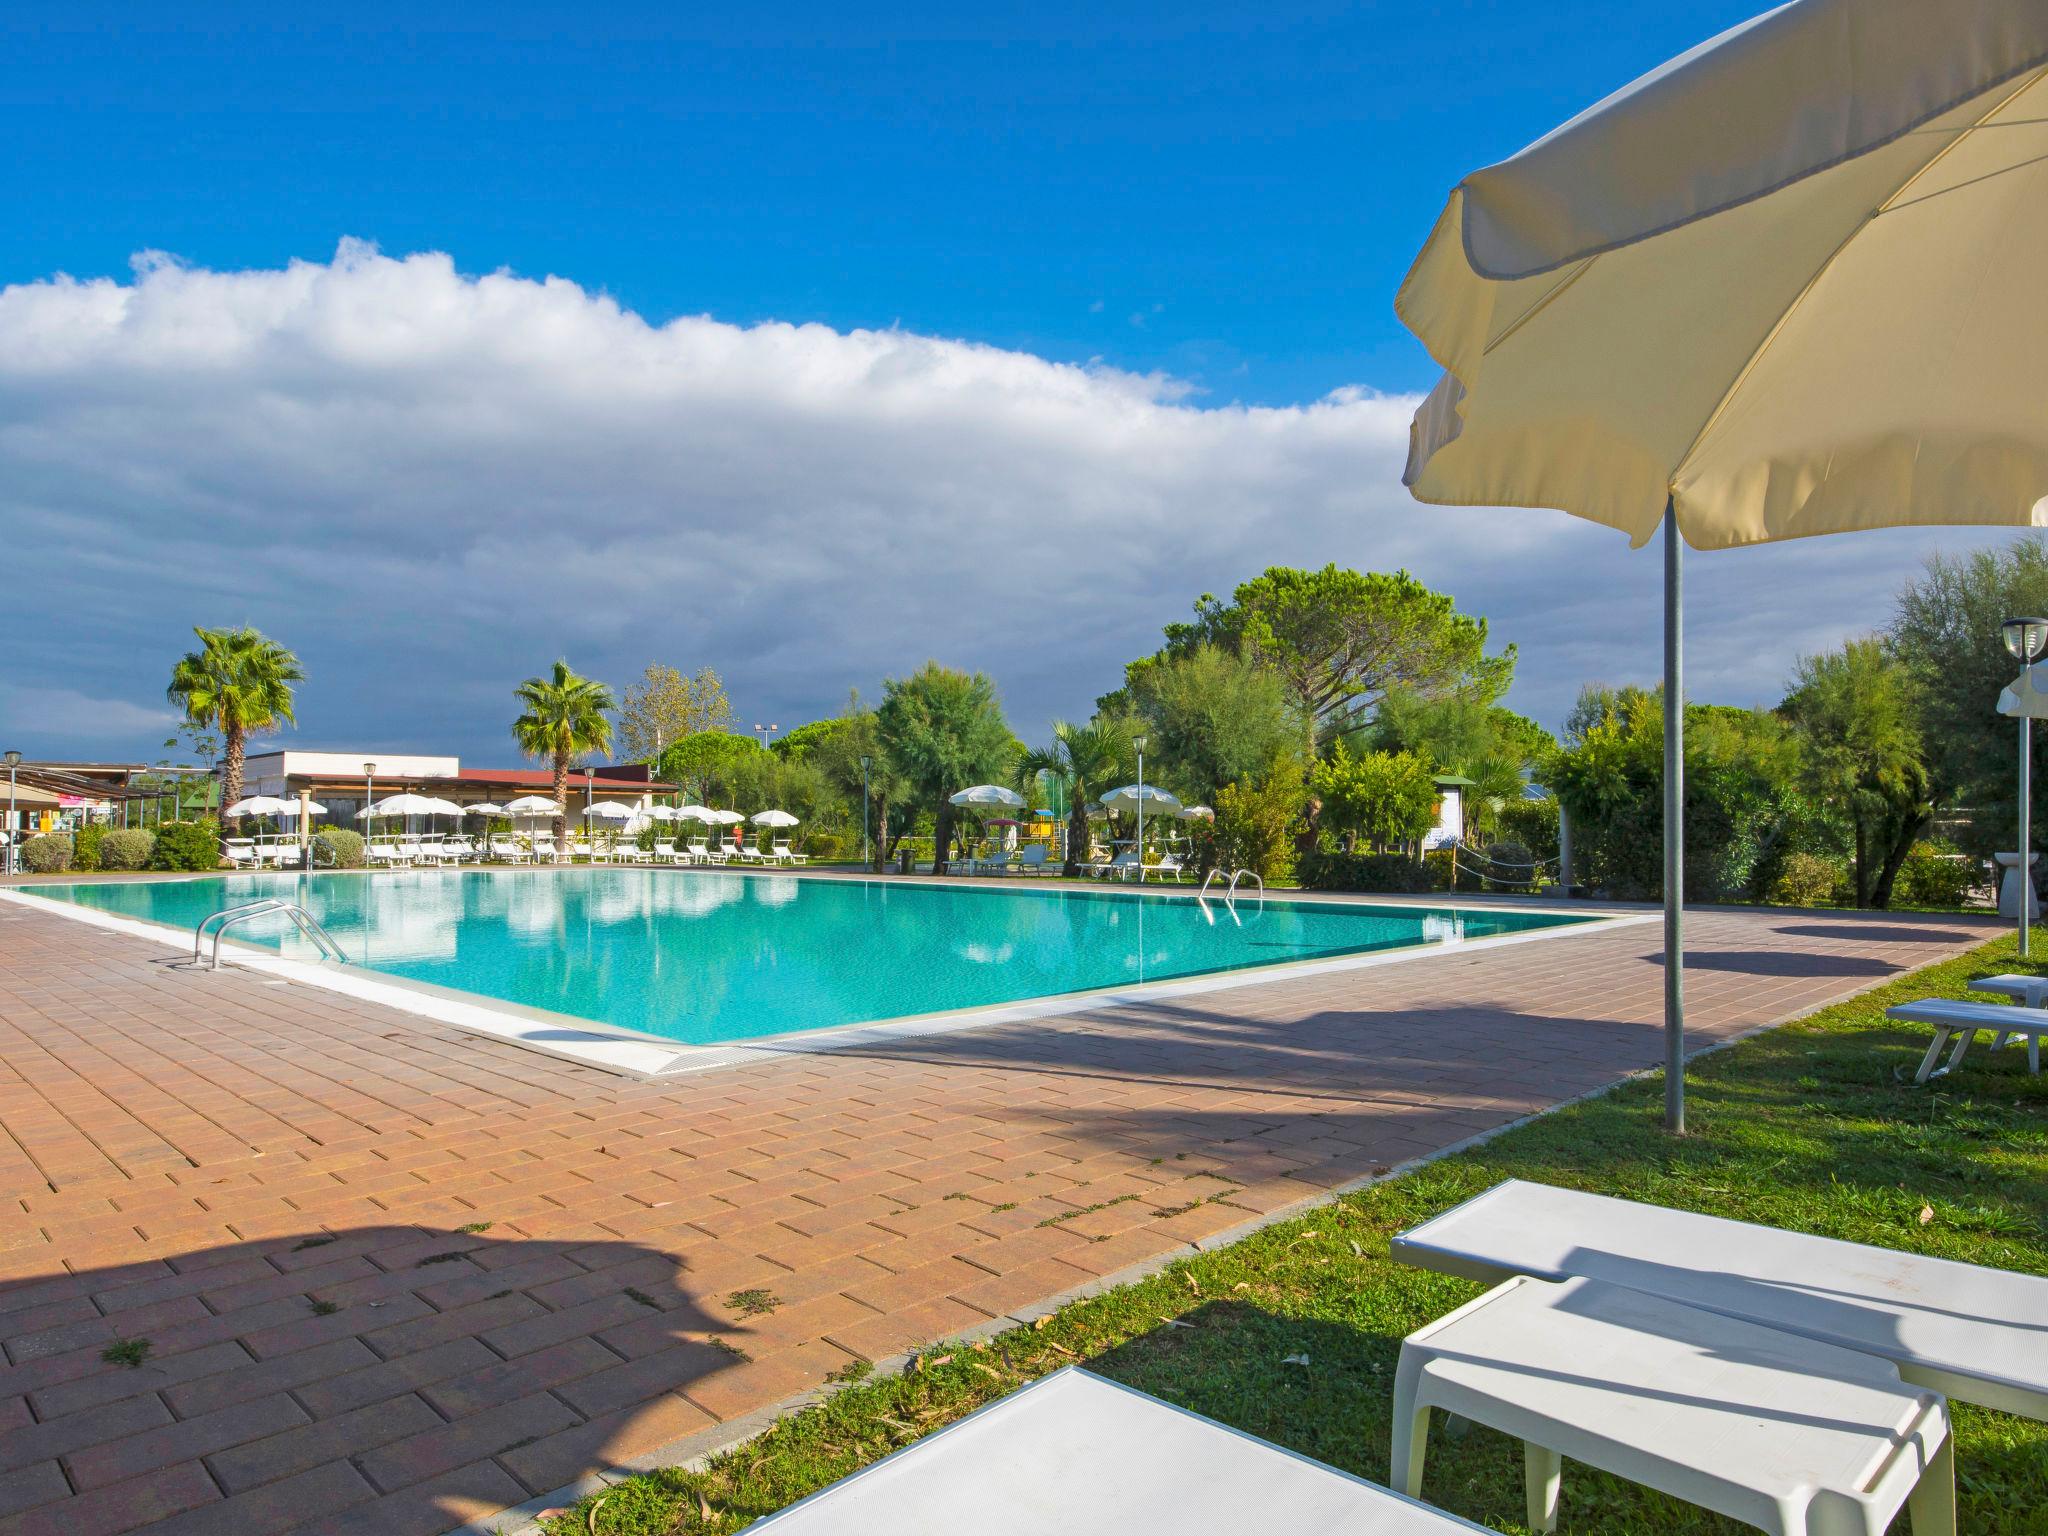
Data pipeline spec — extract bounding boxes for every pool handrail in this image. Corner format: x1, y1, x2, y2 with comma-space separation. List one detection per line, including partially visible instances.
194, 899, 351, 970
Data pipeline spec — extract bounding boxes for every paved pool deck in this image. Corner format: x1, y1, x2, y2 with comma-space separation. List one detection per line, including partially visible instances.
0, 882, 2002, 1535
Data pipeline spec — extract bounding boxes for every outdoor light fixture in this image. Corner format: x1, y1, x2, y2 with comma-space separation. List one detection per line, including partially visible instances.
3, 750, 19, 878
364, 763, 377, 837
2004, 620, 2048, 955
1133, 736, 1149, 885
860, 755, 872, 867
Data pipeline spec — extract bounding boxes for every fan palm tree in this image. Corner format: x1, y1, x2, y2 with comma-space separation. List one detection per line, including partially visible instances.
512, 661, 617, 841
1020, 717, 1133, 877
166, 627, 304, 827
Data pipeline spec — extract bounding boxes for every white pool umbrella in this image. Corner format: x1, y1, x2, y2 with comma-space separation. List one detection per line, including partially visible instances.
586, 800, 638, 820
1099, 785, 1182, 815
950, 784, 1025, 810
503, 796, 564, 817
708, 809, 745, 825
673, 805, 718, 824
1179, 805, 1215, 821
752, 808, 800, 827
366, 793, 444, 817
642, 805, 678, 822
1397, 0, 2048, 1132
465, 802, 507, 817
276, 800, 327, 818
226, 795, 296, 817
419, 797, 466, 817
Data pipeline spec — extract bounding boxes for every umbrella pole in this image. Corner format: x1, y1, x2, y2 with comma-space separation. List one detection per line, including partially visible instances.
1663, 497, 1686, 1135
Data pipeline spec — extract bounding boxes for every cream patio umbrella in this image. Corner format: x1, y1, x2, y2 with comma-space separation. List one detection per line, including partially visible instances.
1397, 0, 2048, 1131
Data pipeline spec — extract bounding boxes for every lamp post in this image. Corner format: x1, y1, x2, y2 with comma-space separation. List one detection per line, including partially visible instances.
363, 762, 376, 838
1134, 735, 1148, 885
2003, 617, 2048, 956
4, 751, 19, 876
860, 754, 872, 868
584, 765, 594, 847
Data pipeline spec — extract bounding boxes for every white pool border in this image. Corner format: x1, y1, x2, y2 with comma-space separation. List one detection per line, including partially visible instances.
0, 878, 1653, 1080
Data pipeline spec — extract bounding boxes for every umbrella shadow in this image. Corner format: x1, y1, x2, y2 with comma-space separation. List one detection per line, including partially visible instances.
0, 1223, 750, 1535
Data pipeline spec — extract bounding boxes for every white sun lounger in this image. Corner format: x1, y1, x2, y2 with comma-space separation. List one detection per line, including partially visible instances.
1392, 1178, 2048, 1422
748, 1367, 1490, 1534
771, 840, 807, 866
490, 837, 530, 864
1886, 996, 2047, 1082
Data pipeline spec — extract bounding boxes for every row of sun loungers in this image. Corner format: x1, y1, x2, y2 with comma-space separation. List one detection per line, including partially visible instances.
761, 1177, 2041, 1532
226, 834, 810, 870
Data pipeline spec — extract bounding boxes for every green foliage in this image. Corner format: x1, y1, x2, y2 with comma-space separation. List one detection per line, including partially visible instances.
1021, 717, 1135, 876
1209, 765, 1303, 883
20, 834, 72, 874
151, 818, 222, 871
1890, 534, 2048, 846
656, 731, 765, 804
1549, 687, 1803, 901
1766, 851, 1846, 907
98, 830, 156, 870
70, 824, 105, 871
1296, 849, 1432, 893
1310, 745, 1438, 851
512, 660, 616, 811
877, 662, 1014, 874
1783, 638, 1930, 908
1130, 565, 1514, 745
312, 828, 365, 869
617, 664, 731, 760
1895, 841, 1975, 909
1475, 838, 1536, 893
165, 625, 303, 810
1124, 645, 1305, 801
1495, 795, 1559, 863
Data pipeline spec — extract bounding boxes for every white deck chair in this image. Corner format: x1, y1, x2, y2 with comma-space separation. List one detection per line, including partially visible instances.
732, 841, 768, 864
771, 840, 808, 866
1393, 1177, 2048, 1423
530, 835, 562, 864
1013, 845, 1050, 876
490, 836, 530, 864
1887, 996, 2047, 1082
1143, 853, 1188, 882
221, 839, 261, 870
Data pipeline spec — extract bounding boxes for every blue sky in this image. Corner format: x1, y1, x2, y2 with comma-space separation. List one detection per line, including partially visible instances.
4, 2, 1756, 406
0, 2, 2018, 764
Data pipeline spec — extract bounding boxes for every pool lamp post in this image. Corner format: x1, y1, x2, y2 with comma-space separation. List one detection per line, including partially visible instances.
584, 765, 594, 844
363, 762, 376, 842
2003, 617, 2048, 956
1133, 734, 1148, 885
4, 750, 20, 876
859, 755, 872, 867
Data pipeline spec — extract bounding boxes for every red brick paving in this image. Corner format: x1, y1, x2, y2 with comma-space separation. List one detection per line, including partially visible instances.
0, 891, 1998, 1534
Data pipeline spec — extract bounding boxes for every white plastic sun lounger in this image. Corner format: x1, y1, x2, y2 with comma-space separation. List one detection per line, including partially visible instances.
772, 840, 807, 866
747, 1367, 1490, 1535
1392, 1178, 2048, 1422
1886, 996, 2047, 1082
490, 837, 530, 864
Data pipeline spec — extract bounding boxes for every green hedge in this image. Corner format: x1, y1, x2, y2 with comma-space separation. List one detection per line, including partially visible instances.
21, 834, 73, 874
1296, 849, 1433, 893
312, 828, 365, 869
151, 818, 221, 871
99, 829, 156, 870
72, 824, 106, 871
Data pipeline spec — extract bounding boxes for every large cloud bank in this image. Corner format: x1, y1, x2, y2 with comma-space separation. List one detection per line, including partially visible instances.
0, 242, 2013, 759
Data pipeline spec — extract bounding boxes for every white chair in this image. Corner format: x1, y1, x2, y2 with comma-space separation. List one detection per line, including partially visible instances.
688, 840, 717, 865
1393, 1178, 2048, 1423
221, 839, 261, 870
732, 841, 768, 864
531, 835, 562, 864
490, 836, 530, 864
771, 840, 807, 866
1890, 989, 2047, 1081
1143, 853, 1188, 882
1013, 845, 1050, 876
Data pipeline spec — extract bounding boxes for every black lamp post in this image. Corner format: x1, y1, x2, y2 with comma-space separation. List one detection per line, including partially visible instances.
4, 751, 20, 876
2002, 617, 2048, 956
860, 755, 872, 868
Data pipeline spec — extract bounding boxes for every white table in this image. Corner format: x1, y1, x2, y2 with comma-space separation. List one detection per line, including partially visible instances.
748, 1367, 1492, 1534
1967, 974, 2048, 1073
1393, 1275, 1952, 1535
1392, 1178, 2048, 1422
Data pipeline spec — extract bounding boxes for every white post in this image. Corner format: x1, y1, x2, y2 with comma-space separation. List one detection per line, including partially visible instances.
1136, 742, 1147, 885
1663, 498, 1686, 1136
2023, 673, 2034, 959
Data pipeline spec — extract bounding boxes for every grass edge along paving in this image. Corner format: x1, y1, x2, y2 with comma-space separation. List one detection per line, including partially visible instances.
549, 933, 2048, 1536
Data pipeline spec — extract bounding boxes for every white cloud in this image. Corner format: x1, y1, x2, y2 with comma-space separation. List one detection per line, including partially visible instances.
0, 241, 2026, 761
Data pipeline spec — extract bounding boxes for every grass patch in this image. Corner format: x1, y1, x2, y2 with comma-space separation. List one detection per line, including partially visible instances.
725, 1288, 780, 1317
456, 1220, 493, 1234
290, 1235, 335, 1252
307, 1298, 340, 1316
101, 1338, 152, 1369
415, 1250, 471, 1267
549, 930, 2048, 1535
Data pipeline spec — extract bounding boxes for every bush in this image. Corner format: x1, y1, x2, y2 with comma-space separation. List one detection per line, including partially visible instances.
99, 830, 156, 870
312, 828, 365, 869
1473, 838, 1538, 893
1895, 841, 1976, 909
1212, 769, 1304, 885
20, 834, 72, 874
72, 824, 105, 871
1423, 848, 1457, 891
151, 818, 222, 871
1767, 850, 1842, 908
804, 832, 847, 862
1495, 797, 1559, 863
1297, 849, 1433, 893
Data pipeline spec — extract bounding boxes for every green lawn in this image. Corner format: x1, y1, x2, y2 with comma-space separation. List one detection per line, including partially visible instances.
553, 933, 2048, 1535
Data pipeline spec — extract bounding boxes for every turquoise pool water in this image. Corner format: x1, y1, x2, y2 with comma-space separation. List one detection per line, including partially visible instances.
24, 871, 1593, 1047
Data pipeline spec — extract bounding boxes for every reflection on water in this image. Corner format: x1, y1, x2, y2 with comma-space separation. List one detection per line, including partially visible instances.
27, 871, 1588, 1048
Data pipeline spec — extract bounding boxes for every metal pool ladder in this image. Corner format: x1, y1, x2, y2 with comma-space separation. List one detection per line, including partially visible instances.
193, 899, 350, 971
1197, 868, 1267, 924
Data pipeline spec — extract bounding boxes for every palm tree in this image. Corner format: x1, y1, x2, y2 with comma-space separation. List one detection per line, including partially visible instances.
1020, 718, 1132, 877
512, 661, 617, 842
166, 627, 304, 827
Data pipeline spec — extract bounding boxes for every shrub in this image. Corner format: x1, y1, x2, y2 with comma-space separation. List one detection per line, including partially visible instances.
1895, 841, 1976, 909
312, 828, 365, 869
72, 824, 106, 871
1423, 848, 1457, 890
804, 832, 847, 862
151, 818, 222, 871
99, 830, 156, 870
1473, 838, 1538, 893
20, 834, 73, 874
1212, 771, 1303, 885
1767, 850, 1842, 908
1297, 849, 1433, 893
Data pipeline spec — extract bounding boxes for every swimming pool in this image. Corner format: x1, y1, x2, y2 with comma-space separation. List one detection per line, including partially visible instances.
23, 870, 1596, 1047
